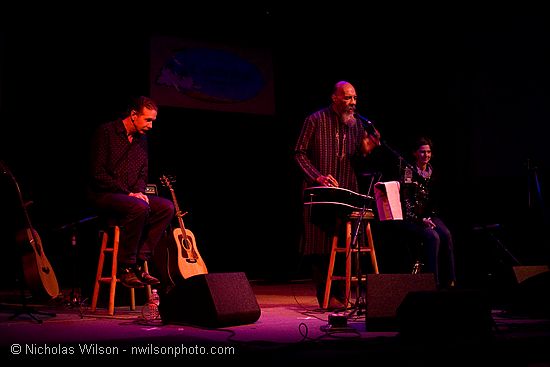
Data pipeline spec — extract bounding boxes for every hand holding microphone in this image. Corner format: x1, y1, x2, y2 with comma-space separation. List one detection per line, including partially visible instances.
355, 113, 381, 152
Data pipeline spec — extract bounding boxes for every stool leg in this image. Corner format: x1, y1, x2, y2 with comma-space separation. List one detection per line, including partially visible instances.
366, 222, 379, 274
108, 226, 120, 316
344, 220, 353, 309
323, 234, 339, 309
143, 261, 152, 299
91, 230, 108, 312
129, 289, 136, 311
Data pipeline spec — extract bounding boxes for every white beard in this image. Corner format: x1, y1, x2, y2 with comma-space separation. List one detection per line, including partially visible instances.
341, 111, 355, 126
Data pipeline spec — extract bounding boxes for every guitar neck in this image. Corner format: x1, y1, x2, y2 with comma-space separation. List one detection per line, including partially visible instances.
7, 164, 38, 240
169, 188, 188, 232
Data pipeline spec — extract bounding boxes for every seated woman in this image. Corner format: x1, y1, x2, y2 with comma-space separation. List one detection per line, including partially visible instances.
399, 136, 456, 289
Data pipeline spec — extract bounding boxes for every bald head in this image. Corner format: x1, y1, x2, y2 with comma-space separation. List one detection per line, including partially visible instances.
332, 81, 354, 96
331, 81, 357, 124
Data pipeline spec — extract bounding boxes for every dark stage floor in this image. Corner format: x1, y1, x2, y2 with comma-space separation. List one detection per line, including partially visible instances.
1, 278, 550, 365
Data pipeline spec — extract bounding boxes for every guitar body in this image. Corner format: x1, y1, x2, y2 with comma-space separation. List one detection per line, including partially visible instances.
2, 161, 60, 301
159, 174, 208, 281
172, 227, 208, 279
16, 227, 60, 300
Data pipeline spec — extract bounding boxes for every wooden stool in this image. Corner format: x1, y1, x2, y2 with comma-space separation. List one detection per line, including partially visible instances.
323, 211, 379, 309
91, 225, 152, 315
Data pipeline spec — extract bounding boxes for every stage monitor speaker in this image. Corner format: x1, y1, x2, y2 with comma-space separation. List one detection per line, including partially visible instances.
365, 273, 437, 331
511, 265, 550, 317
512, 265, 549, 283
397, 289, 493, 343
158, 272, 261, 327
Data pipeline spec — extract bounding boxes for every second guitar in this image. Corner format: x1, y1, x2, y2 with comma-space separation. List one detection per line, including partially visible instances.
160, 175, 208, 279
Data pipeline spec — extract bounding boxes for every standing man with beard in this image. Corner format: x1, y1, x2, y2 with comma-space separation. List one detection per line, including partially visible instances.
294, 81, 381, 309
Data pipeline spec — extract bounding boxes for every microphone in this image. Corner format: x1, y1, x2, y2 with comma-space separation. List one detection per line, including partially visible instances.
354, 113, 377, 135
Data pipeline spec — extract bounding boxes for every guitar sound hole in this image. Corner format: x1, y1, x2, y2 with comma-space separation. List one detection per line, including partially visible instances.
183, 240, 191, 250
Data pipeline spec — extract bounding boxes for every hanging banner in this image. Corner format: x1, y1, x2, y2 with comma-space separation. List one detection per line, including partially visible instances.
150, 36, 275, 115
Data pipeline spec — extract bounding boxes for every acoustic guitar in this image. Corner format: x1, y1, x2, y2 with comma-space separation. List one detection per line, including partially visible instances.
160, 175, 208, 279
1, 161, 60, 300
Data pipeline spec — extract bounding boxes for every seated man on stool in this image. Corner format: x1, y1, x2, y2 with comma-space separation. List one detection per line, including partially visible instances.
87, 96, 174, 288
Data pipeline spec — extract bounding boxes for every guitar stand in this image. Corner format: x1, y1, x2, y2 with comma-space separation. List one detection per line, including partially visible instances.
8, 305, 56, 324
8, 236, 58, 324
8, 278, 56, 324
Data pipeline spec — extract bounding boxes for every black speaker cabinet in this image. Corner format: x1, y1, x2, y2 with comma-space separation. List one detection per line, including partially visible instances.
365, 273, 437, 331
397, 289, 493, 342
512, 265, 549, 283
511, 265, 550, 317
158, 272, 261, 327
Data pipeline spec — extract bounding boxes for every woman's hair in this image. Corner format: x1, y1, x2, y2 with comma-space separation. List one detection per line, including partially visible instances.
412, 136, 433, 151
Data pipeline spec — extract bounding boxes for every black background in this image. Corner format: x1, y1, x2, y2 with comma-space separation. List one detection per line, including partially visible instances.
1, 6, 548, 297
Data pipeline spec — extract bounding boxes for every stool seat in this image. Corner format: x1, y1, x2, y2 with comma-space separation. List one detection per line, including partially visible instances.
323, 210, 379, 309
91, 224, 152, 315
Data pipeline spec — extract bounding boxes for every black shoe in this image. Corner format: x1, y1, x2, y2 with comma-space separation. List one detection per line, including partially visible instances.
118, 268, 145, 288
134, 266, 161, 285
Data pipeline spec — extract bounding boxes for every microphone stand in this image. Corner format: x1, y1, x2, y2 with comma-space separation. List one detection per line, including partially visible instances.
355, 113, 416, 174
355, 114, 426, 274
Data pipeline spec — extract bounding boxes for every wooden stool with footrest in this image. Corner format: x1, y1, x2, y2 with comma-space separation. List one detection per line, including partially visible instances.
90, 224, 152, 316
323, 210, 379, 309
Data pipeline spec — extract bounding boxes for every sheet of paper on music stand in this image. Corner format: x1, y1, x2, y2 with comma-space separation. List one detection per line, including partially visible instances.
374, 181, 403, 220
